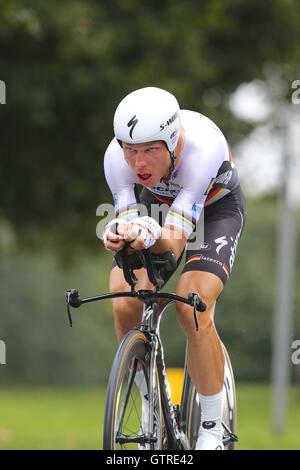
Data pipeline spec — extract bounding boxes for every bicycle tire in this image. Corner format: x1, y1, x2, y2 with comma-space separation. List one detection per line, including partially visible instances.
222, 344, 237, 450
103, 330, 163, 450
182, 343, 237, 450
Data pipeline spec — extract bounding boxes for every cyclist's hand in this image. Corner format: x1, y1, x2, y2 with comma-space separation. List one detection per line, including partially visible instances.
102, 218, 127, 252
123, 216, 161, 250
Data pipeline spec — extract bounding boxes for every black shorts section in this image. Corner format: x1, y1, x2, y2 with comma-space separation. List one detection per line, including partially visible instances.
183, 186, 246, 285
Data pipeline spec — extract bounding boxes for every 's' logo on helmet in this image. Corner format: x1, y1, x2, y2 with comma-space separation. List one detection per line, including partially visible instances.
127, 115, 138, 139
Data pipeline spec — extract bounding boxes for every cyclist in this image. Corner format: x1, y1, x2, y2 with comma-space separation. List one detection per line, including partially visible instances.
102, 87, 246, 450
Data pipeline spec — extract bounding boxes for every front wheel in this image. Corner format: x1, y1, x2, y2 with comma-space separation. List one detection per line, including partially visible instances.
103, 330, 163, 450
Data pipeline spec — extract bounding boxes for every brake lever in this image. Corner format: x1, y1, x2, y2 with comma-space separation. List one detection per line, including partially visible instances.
193, 298, 199, 331
66, 302, 73, 328
65, 289, 82, 328
188, 292, 203, 331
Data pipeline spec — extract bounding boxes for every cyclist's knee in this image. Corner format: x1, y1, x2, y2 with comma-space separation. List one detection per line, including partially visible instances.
112, 296, 141, 318
112, 297, 142, 338
109, 266, 146, 340
176, 297, 216, 336
110, 266, 151, 292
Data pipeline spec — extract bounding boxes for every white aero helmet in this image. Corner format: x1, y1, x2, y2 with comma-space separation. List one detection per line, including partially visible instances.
113, 87, 181, 153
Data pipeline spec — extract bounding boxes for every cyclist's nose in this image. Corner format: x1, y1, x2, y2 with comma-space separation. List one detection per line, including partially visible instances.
135, 152, 147, 169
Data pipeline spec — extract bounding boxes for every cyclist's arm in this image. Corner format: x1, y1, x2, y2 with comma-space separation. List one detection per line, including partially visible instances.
151, 225, 188, 259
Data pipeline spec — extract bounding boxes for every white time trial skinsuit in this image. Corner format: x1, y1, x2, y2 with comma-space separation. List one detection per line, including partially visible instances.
104, 110, 245, 286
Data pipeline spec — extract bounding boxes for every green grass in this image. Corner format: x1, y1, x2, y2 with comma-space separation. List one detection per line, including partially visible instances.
0, 384, 299, 450
236, 384, 300, 450
0, 388, 104, 449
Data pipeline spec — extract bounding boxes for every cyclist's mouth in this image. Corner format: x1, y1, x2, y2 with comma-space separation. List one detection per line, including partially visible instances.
137, 173, 152, 184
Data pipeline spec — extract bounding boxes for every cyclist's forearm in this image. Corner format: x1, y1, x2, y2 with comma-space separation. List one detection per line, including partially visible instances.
152, 226, 186, 259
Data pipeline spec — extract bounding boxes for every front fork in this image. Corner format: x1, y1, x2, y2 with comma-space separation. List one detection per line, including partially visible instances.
154, 337, 190, 450
147, 333, 158, 444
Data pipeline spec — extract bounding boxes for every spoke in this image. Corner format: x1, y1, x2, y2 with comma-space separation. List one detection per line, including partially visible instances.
117, 358, 139, 434
115, 359, 150, 448
122, 367, 144, 433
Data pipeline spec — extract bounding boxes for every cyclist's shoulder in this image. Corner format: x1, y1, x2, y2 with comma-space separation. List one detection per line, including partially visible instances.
104, 137, 123, 160
180, 110, 227, 163
104, 138, 125, 171
180, 109, 222, 134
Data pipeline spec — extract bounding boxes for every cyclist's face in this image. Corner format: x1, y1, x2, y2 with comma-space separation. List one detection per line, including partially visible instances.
123, 141, 170, 186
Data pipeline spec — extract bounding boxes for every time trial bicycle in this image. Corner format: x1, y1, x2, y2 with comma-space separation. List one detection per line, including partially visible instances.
65, 247, 238, 450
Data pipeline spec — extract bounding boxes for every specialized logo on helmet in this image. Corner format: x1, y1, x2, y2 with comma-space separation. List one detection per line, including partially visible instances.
127, 115, 138, 139
160, 111, 179, 131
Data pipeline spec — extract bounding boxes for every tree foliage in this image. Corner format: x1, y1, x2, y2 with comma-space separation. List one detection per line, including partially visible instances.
1, 0, 300, 253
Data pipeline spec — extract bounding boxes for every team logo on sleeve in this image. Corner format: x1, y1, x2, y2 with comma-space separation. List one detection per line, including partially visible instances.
192, 202, 202, 214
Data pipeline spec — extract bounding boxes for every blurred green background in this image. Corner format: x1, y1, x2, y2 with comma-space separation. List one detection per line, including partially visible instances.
0, 0, 300, 450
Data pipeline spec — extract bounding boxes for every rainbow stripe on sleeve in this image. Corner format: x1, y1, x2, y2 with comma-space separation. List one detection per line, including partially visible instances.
115, 202, 139, 220
165, 205, 197, 235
